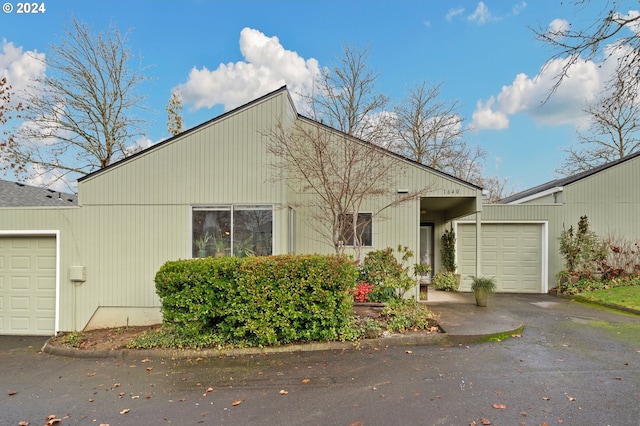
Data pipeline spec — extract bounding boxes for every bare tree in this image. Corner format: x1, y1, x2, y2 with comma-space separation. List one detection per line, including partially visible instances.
558, 66, 640, 175
393, 82, 467, 168
265, 119, 427, 260
6, 17, 148, 187
393, 81, 513, 202
166, 89, 184, 136
305, 45, 391, 144
0, 77, 24, 172
533, 0, 640, 100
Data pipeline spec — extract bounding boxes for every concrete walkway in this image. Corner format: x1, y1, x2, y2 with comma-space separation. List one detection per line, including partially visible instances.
425, 288, 524, 343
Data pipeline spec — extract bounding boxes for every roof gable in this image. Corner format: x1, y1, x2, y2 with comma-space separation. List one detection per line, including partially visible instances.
78, 85, 293, 183
499, 150, 640, 204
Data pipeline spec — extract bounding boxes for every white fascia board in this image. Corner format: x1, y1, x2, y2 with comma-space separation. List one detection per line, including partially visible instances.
506, 186, 563, 205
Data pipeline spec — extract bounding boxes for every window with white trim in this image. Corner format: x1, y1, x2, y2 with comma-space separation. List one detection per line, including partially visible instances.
192, 205, 273, 258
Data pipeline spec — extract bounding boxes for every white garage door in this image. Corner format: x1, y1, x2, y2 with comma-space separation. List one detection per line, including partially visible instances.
457, 223, 544, 293
0, 236, 56, 335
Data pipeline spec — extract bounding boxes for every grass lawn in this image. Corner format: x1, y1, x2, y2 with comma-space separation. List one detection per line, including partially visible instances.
576, 286, 640, 312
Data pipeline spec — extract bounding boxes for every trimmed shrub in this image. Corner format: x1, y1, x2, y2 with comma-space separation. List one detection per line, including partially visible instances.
154, 254, 358, 347
432, 271, 460, 292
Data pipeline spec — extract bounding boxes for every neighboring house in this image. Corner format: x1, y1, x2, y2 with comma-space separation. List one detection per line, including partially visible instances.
456, 151, 640, 293
0, 86, 484, 335
0, 180, 77, 207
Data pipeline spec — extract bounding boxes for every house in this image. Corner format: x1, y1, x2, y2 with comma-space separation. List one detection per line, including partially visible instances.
0, 86, 484, 335
456, 151, 640, 293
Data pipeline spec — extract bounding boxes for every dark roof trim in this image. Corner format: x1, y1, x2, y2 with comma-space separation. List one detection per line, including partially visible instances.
296, 114, 483, 191
499, 150, 640, 204
78, 85, 291, 182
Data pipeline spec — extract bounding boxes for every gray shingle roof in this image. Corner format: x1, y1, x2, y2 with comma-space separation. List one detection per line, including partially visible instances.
498, 150, 640, 204
0, 179, 77, 207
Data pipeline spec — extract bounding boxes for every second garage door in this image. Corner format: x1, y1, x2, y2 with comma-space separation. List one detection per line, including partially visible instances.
457, 223, 545, 293
0, 236, 56, 335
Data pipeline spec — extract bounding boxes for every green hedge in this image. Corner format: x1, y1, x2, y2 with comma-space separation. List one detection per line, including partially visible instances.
154, 254, 358, 347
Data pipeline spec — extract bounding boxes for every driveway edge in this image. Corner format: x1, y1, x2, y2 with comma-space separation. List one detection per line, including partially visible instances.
41, 331, 451, 359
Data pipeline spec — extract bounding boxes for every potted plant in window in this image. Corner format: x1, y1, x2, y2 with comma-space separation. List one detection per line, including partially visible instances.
212, 233, 229, 257
470, 276, 497, 307
234, 236, 256, 257
194, 232, 212, 258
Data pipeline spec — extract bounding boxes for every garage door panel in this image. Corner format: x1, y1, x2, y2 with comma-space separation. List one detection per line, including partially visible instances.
11, 256, 30, 269
37, 295, 55, 310
0, 236, 56, 335
10, 277, 30, 290
458, 223, 543, 293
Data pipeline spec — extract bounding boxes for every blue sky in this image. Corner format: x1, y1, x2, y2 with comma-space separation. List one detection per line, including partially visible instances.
0, 0, 630, 192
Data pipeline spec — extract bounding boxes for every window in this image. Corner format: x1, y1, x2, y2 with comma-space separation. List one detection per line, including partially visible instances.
339, 213, 373, 246
192, 205, 273, 258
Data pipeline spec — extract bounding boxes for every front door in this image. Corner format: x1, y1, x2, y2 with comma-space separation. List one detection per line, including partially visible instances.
419, 223, 434, 283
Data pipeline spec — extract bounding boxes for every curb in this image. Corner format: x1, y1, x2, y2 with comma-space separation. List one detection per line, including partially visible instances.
42, 331, 451, 360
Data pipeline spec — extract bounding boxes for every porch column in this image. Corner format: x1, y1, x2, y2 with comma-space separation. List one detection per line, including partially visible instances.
475, 211, 482, 277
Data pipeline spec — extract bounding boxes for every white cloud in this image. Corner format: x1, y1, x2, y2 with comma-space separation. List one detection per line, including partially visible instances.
446, 7, 465, 21
471, 55, 604, 130
512, 1, 527, 15
25, 163, 75, 193
468, 2, 494, 25
547, 18, 570, 40
177, 28, 320, 112
471, 97, 509, 130
0, 39, 45, 104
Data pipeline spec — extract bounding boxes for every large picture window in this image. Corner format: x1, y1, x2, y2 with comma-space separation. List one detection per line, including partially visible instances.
192, 205, 273, 258
339, 213, 373, 247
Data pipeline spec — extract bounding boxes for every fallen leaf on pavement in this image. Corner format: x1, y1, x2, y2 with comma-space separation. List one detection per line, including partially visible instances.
567, 395, 576, 401
232, 399, 244, 406
118, 392, 126, 398
405, 350, 412, 354
302, 378, 310, 383
18, 421, 29, 426
543, 396, 550, 400
511, 334, 522, 338
492, 403, 506, 409
279, 389, 288, 395
119, 408, 130, 415
349, 421, 363, 426
481, 418, 491, 425
146, 367, 153, 371
45, 418, 61, 426
206, 387, 214, 393
86, 372, 96, 377
8, 391, 17, 396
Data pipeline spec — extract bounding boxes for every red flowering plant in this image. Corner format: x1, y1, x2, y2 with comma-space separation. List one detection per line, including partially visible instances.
352, 281, 374, 303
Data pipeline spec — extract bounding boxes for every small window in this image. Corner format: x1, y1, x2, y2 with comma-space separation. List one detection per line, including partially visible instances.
340, 213, 373, 247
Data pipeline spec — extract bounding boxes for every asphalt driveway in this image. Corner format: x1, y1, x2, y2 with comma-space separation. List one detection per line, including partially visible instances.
1, 294, 639, 425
